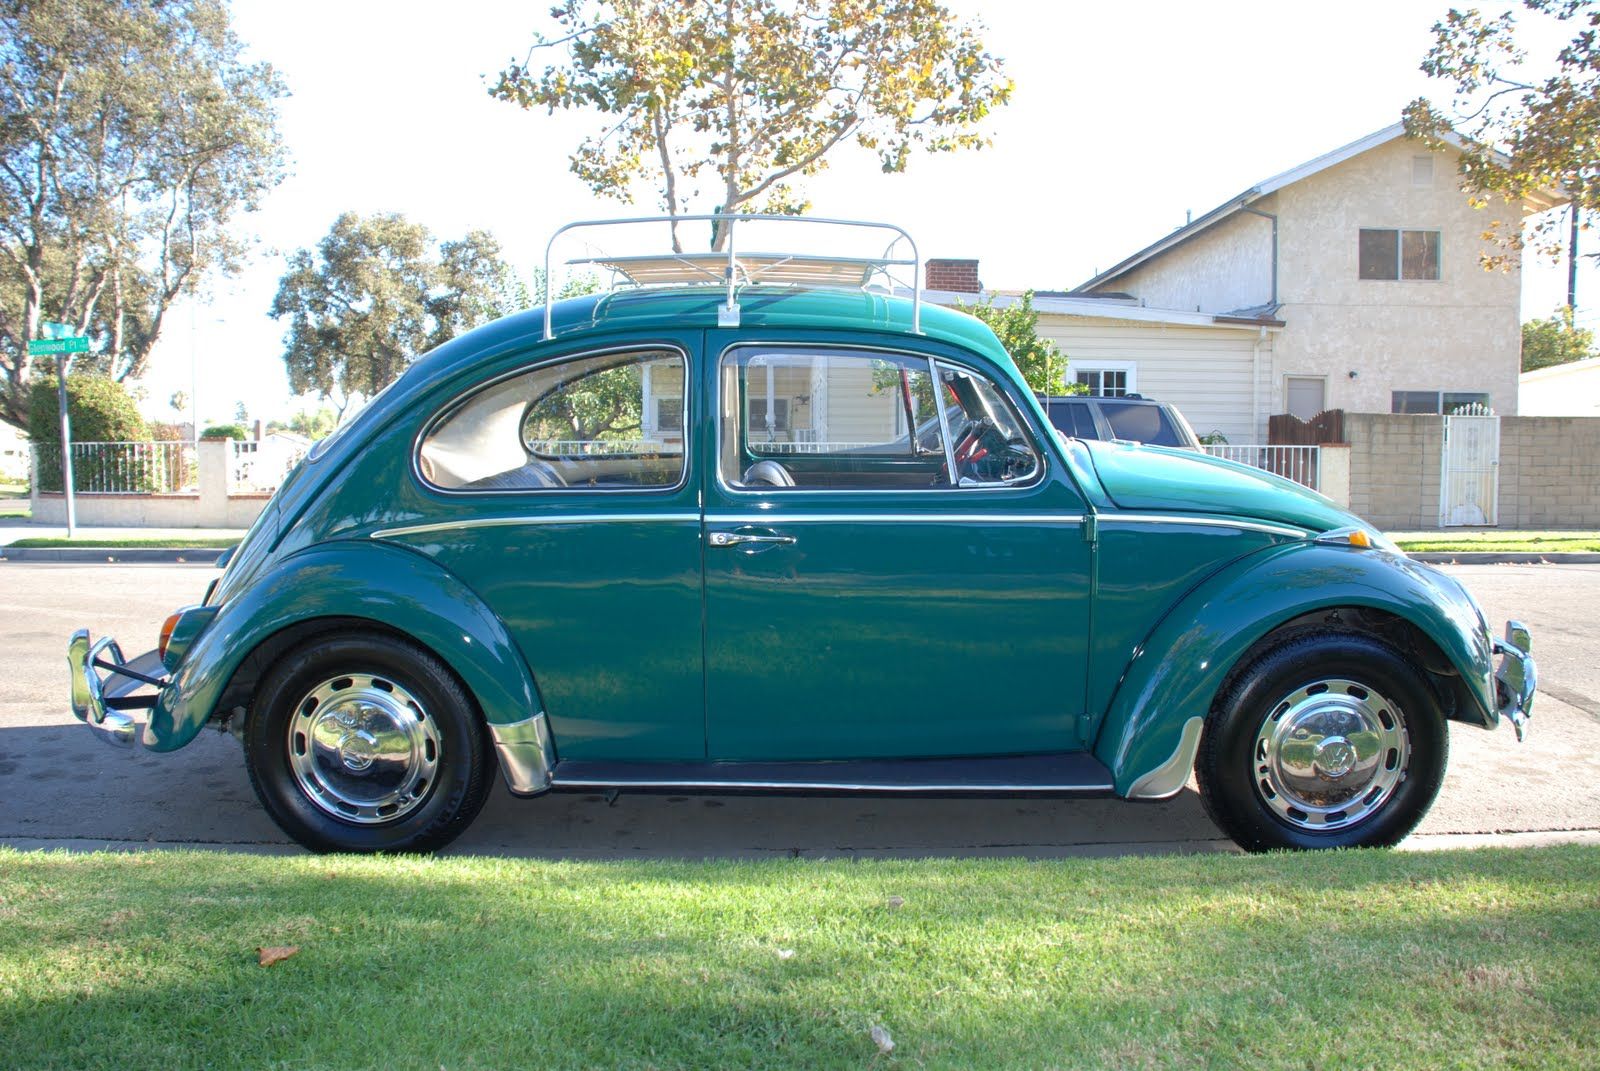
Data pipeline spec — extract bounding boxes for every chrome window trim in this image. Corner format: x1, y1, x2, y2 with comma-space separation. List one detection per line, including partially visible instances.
411, 341, 694, 498
712, 340, 1055, 499
1097, 513, 1309, 539
372, 513, 702, 540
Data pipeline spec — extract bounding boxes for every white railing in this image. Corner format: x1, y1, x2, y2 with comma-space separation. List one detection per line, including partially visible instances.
525, 439, 677, 456
31, 441, 197, 494
1203, 444, 1321, 491
231, 440, 307, 493
753, 441, 882, 454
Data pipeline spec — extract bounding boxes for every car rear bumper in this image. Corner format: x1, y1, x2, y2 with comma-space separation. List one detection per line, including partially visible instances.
1491, 620, 1536, 741
68, 630, 169, 750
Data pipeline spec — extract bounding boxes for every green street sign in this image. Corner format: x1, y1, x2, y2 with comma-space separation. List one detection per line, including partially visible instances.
28, 336, 89, 356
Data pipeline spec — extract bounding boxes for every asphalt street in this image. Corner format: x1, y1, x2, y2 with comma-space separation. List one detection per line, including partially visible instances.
3, 561, 1597, 858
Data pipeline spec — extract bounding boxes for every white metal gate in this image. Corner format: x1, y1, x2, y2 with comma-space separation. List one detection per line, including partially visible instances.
1439, 414, 1500, 526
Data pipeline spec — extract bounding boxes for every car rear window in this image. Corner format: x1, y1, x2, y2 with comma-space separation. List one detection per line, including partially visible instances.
1043, 400, 1097, 439
1099, 400, 1184, 446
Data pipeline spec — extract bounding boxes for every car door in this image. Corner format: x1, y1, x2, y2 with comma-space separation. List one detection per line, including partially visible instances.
413, 337, 706, 761
701, 336, 1094, 761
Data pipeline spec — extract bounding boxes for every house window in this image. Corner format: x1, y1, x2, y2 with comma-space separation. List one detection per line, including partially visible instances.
1391, 390, 1492, 415
748, 396, 791, 436
655, 397, 684, 433
1074, 365, 1135, 397
1359, 228, 1441, 280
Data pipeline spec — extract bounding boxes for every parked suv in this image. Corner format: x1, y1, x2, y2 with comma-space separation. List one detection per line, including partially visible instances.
1037, 394, 1202, 450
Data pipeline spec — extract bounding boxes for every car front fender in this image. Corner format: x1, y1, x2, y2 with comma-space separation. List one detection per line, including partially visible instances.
1095, 543, 1496, 798
143, 540, 541, 752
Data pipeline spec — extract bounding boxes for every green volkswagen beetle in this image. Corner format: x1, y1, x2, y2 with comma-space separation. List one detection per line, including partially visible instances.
69, 217, 1535, 855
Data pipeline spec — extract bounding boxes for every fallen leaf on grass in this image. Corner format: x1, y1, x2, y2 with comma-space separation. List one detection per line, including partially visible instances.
885, 895, 905, 911
256, 945, 299, 967
870, 1024, 895, 1054
776, 948, 796, 960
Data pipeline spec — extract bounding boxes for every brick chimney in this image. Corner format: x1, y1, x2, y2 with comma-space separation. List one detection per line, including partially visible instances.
925, 258, 981, 293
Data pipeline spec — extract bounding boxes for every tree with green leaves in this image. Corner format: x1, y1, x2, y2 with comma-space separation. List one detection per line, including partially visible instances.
490, 0, 1012, 250
27, 371, 156, 491
270, 214, 526, 414
962, 291, 1082, 395
1403, 0, 1598, 265
1522, 305, 1597, 370
0, 0, 288, 429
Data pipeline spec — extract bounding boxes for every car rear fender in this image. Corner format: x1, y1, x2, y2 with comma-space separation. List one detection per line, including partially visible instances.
145, 541, 542, 753
1095, 543, 1496, 798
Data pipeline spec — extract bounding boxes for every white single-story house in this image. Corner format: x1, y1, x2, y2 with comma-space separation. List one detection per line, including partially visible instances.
1519, 355, 1600, 417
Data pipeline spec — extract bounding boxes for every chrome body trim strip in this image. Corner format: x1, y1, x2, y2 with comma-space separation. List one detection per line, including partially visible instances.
373, 514, 702, 540
488, 712, 556, 795
1491, 619, 1536, 741
1126, 716, 1204, 800
1097, 513, 1309, 539
550, 777, 1114, 794
706, 512, 1085, 525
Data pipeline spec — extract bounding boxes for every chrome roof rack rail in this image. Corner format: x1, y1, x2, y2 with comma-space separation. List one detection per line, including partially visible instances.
542, 214, 921, 341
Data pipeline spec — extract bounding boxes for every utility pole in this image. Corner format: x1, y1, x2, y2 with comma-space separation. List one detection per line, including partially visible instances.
1569, 204, 1580, 310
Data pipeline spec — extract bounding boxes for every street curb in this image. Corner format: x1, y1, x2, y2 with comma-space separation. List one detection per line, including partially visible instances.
1409, 551, 1600, 565
0, 546, 222, 564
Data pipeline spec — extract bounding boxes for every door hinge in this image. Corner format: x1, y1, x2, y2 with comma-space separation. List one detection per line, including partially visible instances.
1081, 513, 1098, 545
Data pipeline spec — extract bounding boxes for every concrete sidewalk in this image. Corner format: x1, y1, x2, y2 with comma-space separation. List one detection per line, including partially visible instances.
0, 519, 246, 563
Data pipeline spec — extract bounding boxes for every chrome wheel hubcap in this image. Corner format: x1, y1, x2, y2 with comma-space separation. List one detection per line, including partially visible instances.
287, 674, 440, 824
1254, 678, 1409, 831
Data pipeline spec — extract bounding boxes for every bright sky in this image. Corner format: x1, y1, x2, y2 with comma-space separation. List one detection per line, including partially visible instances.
136, 0, 1597, 427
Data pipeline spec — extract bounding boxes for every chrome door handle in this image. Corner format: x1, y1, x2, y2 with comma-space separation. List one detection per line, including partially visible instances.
708, 529, 797, 548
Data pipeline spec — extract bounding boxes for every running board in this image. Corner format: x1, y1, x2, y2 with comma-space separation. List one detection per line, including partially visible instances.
545, 752, 1115, 797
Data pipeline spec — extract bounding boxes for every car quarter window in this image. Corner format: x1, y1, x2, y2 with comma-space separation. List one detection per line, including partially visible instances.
419, 348, 687, 492
719, 347, 1040, 491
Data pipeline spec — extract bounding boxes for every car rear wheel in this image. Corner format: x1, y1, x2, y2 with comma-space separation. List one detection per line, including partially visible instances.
1197, 630, 1448, 852
245, 632, 494, 853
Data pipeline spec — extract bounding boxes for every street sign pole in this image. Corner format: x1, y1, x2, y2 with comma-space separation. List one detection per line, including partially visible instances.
30, 323, 89, 538
56, 355, 75, 537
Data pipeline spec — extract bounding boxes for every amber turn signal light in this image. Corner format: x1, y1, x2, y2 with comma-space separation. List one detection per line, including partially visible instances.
159, 611, 182, 661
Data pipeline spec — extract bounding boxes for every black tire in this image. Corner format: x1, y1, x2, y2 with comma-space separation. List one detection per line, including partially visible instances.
245, 632, 494, 853
1197, 630, 1448, 852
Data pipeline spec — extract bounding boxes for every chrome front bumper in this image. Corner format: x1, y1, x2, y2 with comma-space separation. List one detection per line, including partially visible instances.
1491, 620, 1536, 741
68, 630, 169, 749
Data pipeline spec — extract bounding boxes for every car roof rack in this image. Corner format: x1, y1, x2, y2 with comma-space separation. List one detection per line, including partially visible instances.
543, 214, 921, 341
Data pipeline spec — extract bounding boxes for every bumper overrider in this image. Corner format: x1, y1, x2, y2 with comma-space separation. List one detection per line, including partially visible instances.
1491, 620, 1536, 741
68, 630, 170, 749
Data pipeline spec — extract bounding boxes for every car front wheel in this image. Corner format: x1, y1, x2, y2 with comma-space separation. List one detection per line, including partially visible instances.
244, 632, 494, 853
1197, 630, 1448, 852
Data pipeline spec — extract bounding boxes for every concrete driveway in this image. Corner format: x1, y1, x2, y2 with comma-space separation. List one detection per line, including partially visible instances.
3, 561, 1597, 857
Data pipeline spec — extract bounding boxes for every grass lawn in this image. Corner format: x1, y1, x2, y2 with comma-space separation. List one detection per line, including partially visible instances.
1, 846, 1596, 1070
1391, 530, 1600, 553
4, 536, 237, 549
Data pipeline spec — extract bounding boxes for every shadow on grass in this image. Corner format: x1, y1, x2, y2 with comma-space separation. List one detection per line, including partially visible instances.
1, 847, 1597, 1069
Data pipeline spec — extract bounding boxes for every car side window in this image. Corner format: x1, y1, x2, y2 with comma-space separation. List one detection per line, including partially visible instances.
720, 348, 947, 490
419, 348, 687, 492
933, 362, 1042, 486
719, 347, 1041, 491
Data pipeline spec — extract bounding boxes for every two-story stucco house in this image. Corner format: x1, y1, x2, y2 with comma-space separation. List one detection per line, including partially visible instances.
924, 123, 1563, 443
1075, 123, 1563, 434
